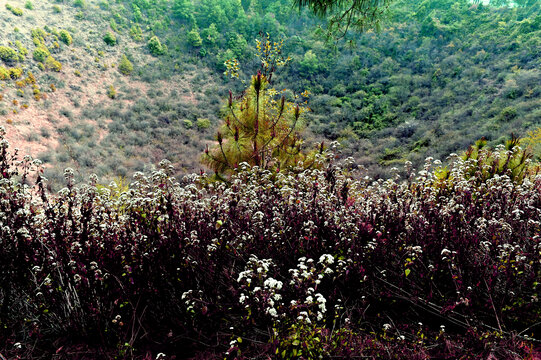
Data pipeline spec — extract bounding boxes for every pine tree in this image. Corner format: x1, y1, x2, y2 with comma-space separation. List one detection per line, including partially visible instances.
294, 0, 393, 39
203, 35, 324, 178
202, 71, 322, 177
187, 28, 203, 48
118, 55, 133, 75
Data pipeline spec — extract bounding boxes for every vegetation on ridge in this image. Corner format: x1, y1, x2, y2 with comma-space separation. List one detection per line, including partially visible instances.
0, 0, 540, 357
1, 126, 541, 358
0, 0, 539, 186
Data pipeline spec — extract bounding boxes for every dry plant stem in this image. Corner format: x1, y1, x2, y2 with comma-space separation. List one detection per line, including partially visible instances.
485, 279, 503, 333
376, 275, 540, 343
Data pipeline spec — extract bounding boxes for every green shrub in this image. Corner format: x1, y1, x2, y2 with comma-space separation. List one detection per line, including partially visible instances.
196, 118, 211, 130
110, 19, 118, 32
107, 85, 117, 99
73, 0, 86, 8
6, 4, 23, 16
500, 106, 517, 121
24, 1, 33, 10
103, 32, 117, 46
118, 55, 133, 75
129, 25, 143, 41
99, 0, 109, 10
183, 119, 193, 128
187, 28, 203, 47
52, 5, 62, 13
59, 30, 73, 45
31, 28, 47, 45
0, 66, 10, 80
33, 46, 50, 62
147, 36, 165, 56
15, 41, 28, 60
45, 56, 62, 72
44, 25, 54, 35
0, 46, 18, 63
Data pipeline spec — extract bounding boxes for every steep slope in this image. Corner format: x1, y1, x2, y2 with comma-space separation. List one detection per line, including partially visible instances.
0, 0, 539, 187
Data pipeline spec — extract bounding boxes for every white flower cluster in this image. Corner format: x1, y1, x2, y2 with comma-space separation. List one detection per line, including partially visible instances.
405, 245, 423, 257
288, 257, 316, 284
181, 289, 203, 314
284, 256, 338, 324
318, 254, 334, 266
237, 255, 274, 284
263, 277, 283, 290
236, 255, 283, 319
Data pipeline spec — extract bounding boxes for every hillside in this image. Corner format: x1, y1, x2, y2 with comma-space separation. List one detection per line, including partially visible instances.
1, 0, 541, 358
0, 0, 539, 187
1, 128, 541, 358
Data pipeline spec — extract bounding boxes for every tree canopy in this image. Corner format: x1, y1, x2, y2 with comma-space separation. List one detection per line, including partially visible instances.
295, 0, 394, 38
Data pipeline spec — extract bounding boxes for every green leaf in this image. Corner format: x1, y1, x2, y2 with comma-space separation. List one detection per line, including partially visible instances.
405, 269, 411, 277
292, 339, 300, 346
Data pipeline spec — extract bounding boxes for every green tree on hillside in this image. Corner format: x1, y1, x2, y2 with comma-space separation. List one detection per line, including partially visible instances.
295, 0, 394, 38
118, 54, 133, 75
202, 72, 315, 176
0, 46, 18, 63
197, 0, 229, 29
148, 36, 166, 56
201, 24, 219, 46
173, 0, 194, 22
203, 37, 319, 177
226, 33, 247, 59
103, 31, 117, 46
187, 28, 203, 48
299, 50, 319, 77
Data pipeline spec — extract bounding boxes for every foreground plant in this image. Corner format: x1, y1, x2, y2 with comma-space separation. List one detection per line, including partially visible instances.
1, 126, 540, 358
203, 35, 320, 179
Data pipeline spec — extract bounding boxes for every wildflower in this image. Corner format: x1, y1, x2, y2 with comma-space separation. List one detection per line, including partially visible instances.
263, 277, 283, 290
239, 293, 247, 304
267, 308, 278, 317
441, 248, 451, 256
318, 254, 334, 265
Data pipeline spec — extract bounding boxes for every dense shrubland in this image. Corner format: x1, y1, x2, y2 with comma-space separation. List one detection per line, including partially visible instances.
1, 0, 539, 187
1, 126, 541, 358
93, 0, 540, 175
1, 2, 540, 356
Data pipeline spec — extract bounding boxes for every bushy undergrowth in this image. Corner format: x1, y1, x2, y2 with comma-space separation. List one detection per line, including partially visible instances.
1, 128, 540, 359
